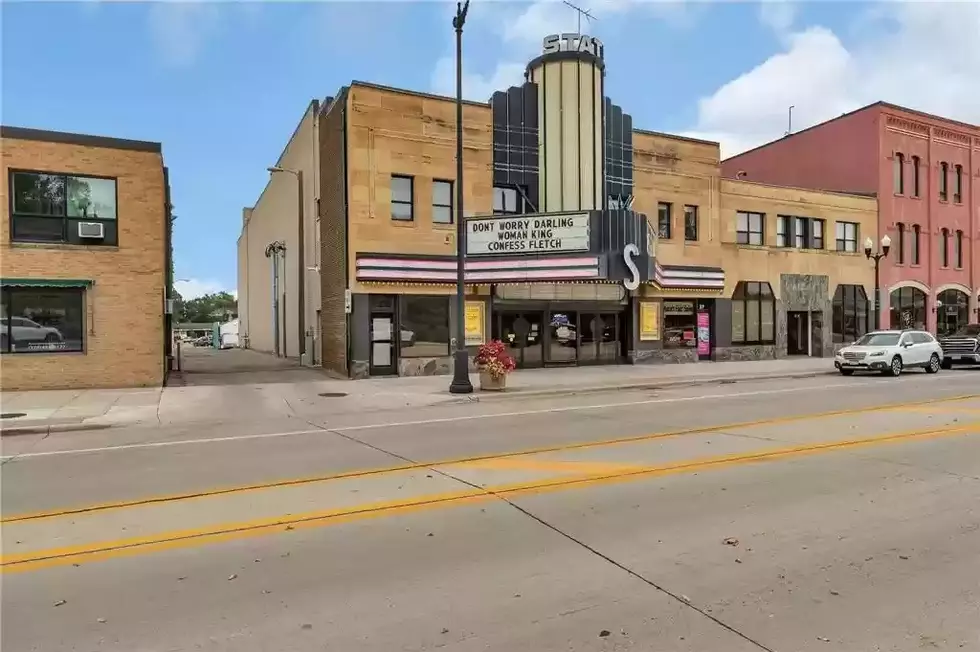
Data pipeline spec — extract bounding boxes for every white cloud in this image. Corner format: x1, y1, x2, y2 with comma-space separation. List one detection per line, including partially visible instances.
147, 1, 222, 67
685, 2, 980, 158
175, 278, 231, 300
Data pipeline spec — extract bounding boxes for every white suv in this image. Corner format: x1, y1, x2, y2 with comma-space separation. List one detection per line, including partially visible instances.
835, 330, 944, 377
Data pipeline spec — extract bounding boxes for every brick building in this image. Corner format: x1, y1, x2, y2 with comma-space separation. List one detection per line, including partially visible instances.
239, 34, 878, 379
1, 126, 171, 391
721, 103, 980, 335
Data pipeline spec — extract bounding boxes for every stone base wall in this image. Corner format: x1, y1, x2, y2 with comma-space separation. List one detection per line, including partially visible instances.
713, 345, 778, 362
631, 348, 699, 364
397, 356, 480, 377
350, 359, 369, 379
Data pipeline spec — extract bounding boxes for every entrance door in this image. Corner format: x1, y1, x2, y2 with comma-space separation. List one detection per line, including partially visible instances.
369, 313, 396, 375
496, 311, 544, 369
787, 311, 809, 355
546, 311, 578, 365
580, 313, 623, 365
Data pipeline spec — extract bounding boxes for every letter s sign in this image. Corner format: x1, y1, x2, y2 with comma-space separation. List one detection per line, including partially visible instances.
623, 243, 640, 291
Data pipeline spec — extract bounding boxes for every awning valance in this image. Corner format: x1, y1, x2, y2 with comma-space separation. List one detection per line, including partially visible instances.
0, 278, 94, 288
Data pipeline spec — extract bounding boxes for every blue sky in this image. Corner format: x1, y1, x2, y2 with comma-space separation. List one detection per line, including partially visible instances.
3, 1, 976, 298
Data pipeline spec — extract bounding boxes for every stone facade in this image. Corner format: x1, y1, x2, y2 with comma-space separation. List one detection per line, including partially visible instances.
0, 129, 167, 391
632, 347, 698, 364
714, 345, 778, 362
779, 274, 835, 358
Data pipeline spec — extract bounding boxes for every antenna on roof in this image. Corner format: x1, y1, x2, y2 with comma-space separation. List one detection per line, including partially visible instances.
562, 0, 597, 34
785, 105, 795, 136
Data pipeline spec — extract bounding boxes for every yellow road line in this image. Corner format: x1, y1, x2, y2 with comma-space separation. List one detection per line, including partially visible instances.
5, 392, 977, 525
458, 457, 645, 475
4, 420, 978, 573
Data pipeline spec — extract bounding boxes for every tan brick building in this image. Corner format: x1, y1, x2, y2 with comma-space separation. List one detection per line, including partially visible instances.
1, 127, 170, 391
240, 34, 878, 379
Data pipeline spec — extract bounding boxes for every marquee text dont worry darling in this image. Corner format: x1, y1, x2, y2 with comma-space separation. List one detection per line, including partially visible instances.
471, 217, 580, 252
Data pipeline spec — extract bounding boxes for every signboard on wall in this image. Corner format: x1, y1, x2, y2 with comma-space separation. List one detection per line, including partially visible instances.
466, 214, 590, 255
639, 302, 660, 341
464, 301, 485, 346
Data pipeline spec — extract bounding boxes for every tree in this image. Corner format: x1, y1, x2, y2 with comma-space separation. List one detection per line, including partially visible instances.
179, 292, 237, 324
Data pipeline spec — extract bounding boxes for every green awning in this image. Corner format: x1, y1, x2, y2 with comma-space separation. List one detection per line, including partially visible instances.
0, 278, 94, 288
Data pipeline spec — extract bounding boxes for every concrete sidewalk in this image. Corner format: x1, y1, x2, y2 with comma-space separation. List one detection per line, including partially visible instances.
0, 357, 832, 434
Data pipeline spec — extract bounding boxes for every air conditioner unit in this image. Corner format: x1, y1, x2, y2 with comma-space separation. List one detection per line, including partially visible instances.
78, 222, 105, 239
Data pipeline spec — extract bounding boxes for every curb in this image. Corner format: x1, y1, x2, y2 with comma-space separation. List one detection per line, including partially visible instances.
462, 370, 835, 402
0, 421, 113, 437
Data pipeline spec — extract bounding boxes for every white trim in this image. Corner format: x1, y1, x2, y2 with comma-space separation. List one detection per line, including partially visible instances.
934, 282, 973, 296
887, 280, 931, 294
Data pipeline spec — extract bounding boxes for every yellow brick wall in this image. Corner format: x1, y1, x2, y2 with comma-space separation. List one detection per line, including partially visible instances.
0, 136, 166, 390
632, 131, 878, 298
345, 84, 493, 296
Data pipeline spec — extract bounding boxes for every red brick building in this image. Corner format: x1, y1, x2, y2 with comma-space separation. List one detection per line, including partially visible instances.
721, 103, 979, 335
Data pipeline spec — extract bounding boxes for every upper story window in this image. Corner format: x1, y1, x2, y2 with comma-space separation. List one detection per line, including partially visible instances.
736, 211, 764, 246
893, 152, 904, 194
940, 228, 950, 267
835, 221, 859, 253
895, 223, 905, 264
939, 162, 948, 201
776, 215, 823, 249
657, 202, 672, 239
955, 230, 964, 269
911, 224, 921, 264
9, 171, 118, 246
683, 205, 698, 242
391, 175, 414, 221
493, 186, 525, 215
953, 164, 963, 203
432, 180, 453, 224
911, 156, 921, 197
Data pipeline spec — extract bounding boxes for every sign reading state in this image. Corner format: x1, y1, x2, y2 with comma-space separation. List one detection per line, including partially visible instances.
467, 214, 590, 255
541, 33, 604, 60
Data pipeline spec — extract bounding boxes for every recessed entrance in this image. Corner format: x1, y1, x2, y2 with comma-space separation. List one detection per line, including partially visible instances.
493, 306, 626, 368
787, 310, 822, 356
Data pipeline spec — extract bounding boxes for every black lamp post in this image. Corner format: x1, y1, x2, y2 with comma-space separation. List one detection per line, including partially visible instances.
865, 234, 891, 330
449, 0, 473, 394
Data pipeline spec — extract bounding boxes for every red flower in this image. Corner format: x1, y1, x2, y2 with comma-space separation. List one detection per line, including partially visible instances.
475, 339, 516, 378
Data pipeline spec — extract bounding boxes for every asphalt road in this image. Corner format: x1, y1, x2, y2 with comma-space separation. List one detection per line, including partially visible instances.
3, 369, 980, 651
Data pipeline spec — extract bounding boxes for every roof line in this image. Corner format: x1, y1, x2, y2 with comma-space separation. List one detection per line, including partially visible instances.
0, 125, 161, 153
633, 128, 719, 147
350, 80, 491, 109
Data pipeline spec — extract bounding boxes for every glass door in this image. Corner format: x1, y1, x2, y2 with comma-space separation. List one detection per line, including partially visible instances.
546, 311, 578, 365
369, 313, 396, 375
496, 311, 544, 369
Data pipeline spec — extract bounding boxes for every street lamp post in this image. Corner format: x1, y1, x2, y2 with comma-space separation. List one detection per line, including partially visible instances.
865, 234, 891, 330
449, 0, 473, 395
268, 167, 306, 362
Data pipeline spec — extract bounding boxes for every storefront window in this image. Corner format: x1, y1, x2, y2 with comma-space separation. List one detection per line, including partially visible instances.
1, 287, 85, 354
889, 287, 926, 330
936, 289, 969, 336
663, 301, 696, 349
832, 285, 869, 343
731, 281, 775, 345
399, 295, 449, 357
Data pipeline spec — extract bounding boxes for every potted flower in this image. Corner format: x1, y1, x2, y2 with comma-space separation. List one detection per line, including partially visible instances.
474, 339, 516, 391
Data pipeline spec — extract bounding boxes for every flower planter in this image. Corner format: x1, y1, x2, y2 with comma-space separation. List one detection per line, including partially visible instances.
479, 369, 507, 391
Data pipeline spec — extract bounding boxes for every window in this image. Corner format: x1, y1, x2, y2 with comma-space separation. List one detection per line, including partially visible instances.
791, 217, 824, 249
391, 175, 414, 221
731, 281, 775, 345
432, 180, 453, 224
911, 224, 921, 264
893, 152, 904, 194
683, 205, 698, 242
832, 284, 869, 344
9, 171, 118, 245
1, 287, 85, 354
399, 295, 449, 358
936, 289, 970, 337
955, 230, 964, 269
953, 164, 963, 203
911, 156, 921, 197
776, 216, 789, 247
939, 162, 948, 201
657, 202, 672, 239
889, 286, 926, 330
835, 221, 859, 252
493, 186, 524, 215
940, 228, 950, 267
663, 301, 697, 349
736, 211, 764, 246
895, 223, 905, 263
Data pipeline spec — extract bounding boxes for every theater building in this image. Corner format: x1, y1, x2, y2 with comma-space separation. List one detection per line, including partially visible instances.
721, 102, 979, 335
1, 126, 171, 391
239, 34, 878, 378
